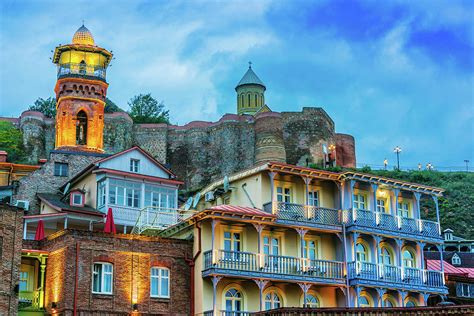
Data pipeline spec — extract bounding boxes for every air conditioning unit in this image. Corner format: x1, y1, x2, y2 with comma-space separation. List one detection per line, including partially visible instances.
205, 191, 215, 202
14, 200, 29, 210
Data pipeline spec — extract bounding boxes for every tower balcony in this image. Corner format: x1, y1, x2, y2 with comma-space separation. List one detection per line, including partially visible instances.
57, 63, 107, 81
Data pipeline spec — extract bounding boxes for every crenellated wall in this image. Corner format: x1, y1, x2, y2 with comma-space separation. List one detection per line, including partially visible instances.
3, 106, 356, 190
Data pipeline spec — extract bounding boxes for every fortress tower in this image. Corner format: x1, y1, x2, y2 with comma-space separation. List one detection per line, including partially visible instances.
52, 24, 113, 152
236, 63, 268, 115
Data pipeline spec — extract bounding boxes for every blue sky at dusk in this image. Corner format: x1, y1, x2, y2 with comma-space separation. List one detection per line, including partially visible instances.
0, 0, 472, 169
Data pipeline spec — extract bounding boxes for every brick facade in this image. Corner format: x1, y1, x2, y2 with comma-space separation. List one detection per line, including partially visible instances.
30, 230, 192, 315
0, 204, 23, 316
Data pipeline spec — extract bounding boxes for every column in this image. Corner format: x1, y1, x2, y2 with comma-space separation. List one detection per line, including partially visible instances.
23, 221, 27, 239
352, 232, 360, 262
212, 276, 222, 314
211, 219, 218, 264
39, 257, 46, 308
374, 236, 382, 278
376, 288, 386, 307
422, 293, 431, 307
349, 180, 356, 221
418, 242, 426, 269
336, 182, 344, 210
297, 229, 308, 271
298, 283, 311, 307
64, 216, 68, 229
396, 239, 404, 280
355, 286, 361, 307
436, 244, 445, 285
268, 172, 277, 214
371, 183, 378, 212
255, 279, 268, 311
432, 195, 441, 236
391, 188, 400, 216
414, 192, 422, 232
303, 177, 311, 218
399, 290, 407, 307
253, 224, 265, 268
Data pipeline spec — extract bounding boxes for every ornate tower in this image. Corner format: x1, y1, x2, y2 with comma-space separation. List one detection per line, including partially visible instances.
52, 24, 113, 152
236, 63, 266, 115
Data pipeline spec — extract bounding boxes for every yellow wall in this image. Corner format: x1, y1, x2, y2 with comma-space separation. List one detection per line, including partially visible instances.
58, 50, 107, 67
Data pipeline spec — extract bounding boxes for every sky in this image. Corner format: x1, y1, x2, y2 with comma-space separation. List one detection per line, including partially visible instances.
0, 0, 473, 170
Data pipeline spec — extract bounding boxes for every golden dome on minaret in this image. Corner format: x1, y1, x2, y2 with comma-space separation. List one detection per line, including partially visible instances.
72, 24, 95, 46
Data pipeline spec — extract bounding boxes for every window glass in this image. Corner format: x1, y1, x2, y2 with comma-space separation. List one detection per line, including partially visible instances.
265, 291, 282, 310
403, 250, 415, 268
97, 181, 106, 208
356, 243, 368, 262
263, 236, 280, 255
376, 199, 386, 213
92, 263, 113, 294
144, 185, 177, 209
359, 295, 371, 307
353, 194, 366, 210
308, 191, 319, 206
397, 202, 410, 218
108, 179, 141, 208
224, 231, 241, 252
225, 288, 242, 312
276, 187, 291, 203
151, 267, 170, 298
54, 162, 69, 177
380, 247, 393, 265
303, 239, 318, 260
72, 193, 83, 205
130, 159, 140, 173
19, 271, 28, 291
305, 294, 319, 308
405, 299, 416, 307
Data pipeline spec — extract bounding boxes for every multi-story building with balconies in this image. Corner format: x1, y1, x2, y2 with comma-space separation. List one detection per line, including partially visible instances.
162, 162, 447, 315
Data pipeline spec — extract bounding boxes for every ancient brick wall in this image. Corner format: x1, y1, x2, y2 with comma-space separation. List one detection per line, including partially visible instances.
38, 230, 192, 315
103, 113, 134, 154
13, 152, 106, 214
132, 124, 168, 163
335, 133, 356, 168
0, 205, 23, 315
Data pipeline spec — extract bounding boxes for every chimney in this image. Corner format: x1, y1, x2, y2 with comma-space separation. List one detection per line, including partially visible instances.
0, 151, 7, 163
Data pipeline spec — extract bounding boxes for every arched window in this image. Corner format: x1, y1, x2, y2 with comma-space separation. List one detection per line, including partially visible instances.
255, 94, 258, 107
225, 288, 242, 312
76, 110, 88, 145
402, 249, 416, 268
358, 292, 373, 307
405, 298, 417, 307
356, 243, 368, 262
265, 290, 282, 310
248, 94, 251, 108
79, 60, 86, 74
304, 293, 320, 308
384, 295, 397, 307
380, 246, 394, 265
241, 95, 244, 108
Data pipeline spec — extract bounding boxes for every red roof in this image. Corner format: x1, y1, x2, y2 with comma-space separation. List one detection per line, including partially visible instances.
208, 205, 276, 218
426, 259, 474, 277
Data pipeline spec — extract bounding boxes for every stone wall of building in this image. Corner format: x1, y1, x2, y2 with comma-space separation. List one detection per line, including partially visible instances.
13, 151, 106, 213
37, 230, 192, 315
0, 204, 23, 315
4, 106, 356, 191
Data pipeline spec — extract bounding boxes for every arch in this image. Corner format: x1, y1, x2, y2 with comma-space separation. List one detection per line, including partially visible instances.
73, 84, 77, 91
264, 287, 284, 310
76, 110, 88, 145
445, 246, 458, 252
402, 247, 417, 268
379, 243, 395, 266
79, 60, 86, 74
241, 94, 244, 108
405, 296, 418, 307
222, 283, 246, 312
358, 290, 374, 307
460, 246, 470, 252
356, 239, 370, 262
247, 93, 251, 108
383, 294, 397, 307
300, 290, 322, 308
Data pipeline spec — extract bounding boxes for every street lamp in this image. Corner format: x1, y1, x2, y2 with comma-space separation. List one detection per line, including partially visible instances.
426, 162, 433, 171
393, 146, 402, 170
465, 160, 470, 172
383, 158, 388, 170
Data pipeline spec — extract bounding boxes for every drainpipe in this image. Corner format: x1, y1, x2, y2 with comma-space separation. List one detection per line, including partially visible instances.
342, 223, 350, 307
184, 222, 201, 316
73, 242, 80, 316
241, 183, 256, 208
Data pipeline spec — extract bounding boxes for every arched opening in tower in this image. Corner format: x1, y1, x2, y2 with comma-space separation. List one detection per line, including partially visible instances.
79, 60, 86, 75
76, 110, 88, 145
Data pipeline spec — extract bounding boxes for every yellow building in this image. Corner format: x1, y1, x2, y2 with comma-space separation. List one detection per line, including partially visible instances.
162, 162, 447, 314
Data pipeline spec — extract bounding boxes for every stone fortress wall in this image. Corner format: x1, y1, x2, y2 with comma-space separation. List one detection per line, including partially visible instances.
3, 106, 356, 190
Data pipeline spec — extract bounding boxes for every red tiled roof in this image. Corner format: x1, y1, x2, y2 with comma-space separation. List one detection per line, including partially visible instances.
208, 205, 275, 218
458, 268, 474, 278
427, 260, 469, 275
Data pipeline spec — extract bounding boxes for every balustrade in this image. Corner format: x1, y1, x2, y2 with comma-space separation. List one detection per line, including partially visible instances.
262, 202, 341, 226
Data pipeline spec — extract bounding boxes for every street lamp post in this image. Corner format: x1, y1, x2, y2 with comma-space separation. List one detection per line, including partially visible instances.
393, 146, 402, 170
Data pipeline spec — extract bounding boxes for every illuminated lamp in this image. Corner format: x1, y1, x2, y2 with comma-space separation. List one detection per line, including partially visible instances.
51, 301, 58, 310
132, 303, 139, 311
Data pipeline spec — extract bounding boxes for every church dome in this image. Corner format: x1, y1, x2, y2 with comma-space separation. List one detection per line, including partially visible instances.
72, 25, 95, 46
236, 64, 266, 90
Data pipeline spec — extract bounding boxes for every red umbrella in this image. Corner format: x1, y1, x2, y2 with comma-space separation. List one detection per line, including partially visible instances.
34, 220, 45, 240
104, 208, 116, 234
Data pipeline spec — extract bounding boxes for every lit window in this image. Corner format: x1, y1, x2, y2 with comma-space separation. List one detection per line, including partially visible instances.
92, 262, 113, 294
276, 187, 291, 203
225, 288, 242, 312
54, 162, 69, 177
71, 193, 83, 206
376, 199, 386, 213
151, 267, 170, 298
397, 202, 410, 218
353, 194, 366, 210
265, 290, 282, 310
130, 159, 140, 173
308, 191, 319, 207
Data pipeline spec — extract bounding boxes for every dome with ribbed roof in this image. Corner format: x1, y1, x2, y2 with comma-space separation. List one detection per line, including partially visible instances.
236, 64, 266, 90
72, 24, 95, 46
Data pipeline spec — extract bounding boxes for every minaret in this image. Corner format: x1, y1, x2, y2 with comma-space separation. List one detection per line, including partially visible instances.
52, 24, 113, 152
235, 62, 266, 115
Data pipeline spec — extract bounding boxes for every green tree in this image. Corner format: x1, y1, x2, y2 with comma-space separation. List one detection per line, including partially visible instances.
104, 97, 124, 113
28, 97, 56, 118
0, 121, 27, 163
128, 93, 169, 124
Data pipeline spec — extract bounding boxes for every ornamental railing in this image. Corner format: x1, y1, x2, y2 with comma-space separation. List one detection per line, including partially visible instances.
345, 209, 441, 239
203, 249, 344, 280
131, 206, 195, 234
57, 62, 106, 80
262, 202, 341, 227
348, 261, 445, 289
204, 311, 252, 316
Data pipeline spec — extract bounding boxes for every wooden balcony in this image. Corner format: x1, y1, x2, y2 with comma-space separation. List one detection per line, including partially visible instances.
203, 250, 345, 285
204, 311, 252, 316
344, 209, 441, 241
347, 261, 447, 293
262, 202, 342, 231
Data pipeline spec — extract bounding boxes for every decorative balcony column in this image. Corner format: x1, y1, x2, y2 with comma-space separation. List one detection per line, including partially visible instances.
352, 232, 360, 262
302, 177, 311, 218
371, 184, 378, 212
417, 241, 426, 269
391, 188, 400, 216
395, 238, 404, 278
349, 180, 356, 212
39, 257, 47, 309
296, 228, 308, 271
298, 283, 311, 307
212, 275, 222, 314
268, 172, 277, 214
373, 236, 382, 277
336, 182, 344, 210
436, 244, 445, 284
422, 293, 431, 307
254, 279, 269, 311
413, 192, 422, 219
399, 290, 407, 307
432, 195, 441, 236
211, 219, 218, 264
376, 288, 386, 307
355, 286, 362, 307
253, 224, 265, 268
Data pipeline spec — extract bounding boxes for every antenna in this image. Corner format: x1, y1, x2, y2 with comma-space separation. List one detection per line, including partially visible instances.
184, 197, 193, 211
224, 176, 230, 193
63, 182, 71, 195
192, 192, 201, 208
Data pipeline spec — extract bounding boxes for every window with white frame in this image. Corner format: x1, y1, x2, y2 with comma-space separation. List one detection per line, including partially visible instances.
303, 238, 319, 260
304, 293, 320, 308
397, 202, 410, 218
452, 254, 461, 265
97, 181, 106, 208
130, 159, 140, 173
224, 231, 241, 252
353, 194, 366, 210
276, 187, 291, 203
376, 199, 386, 213
150, 267, 170, 298
457, 283, 474, 297
92, 262, 113, 294
263, 235, 280, 255
19, 271, 29, 291
71, 192, 83, 206
265, 290, 282, 310
144, 185, 177, 210
308, 191, 319, 207
54, 162, 69, 177
108, 179, 141, 208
